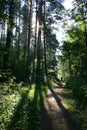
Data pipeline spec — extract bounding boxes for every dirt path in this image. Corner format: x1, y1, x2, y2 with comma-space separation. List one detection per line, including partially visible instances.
40, 87, 77, 130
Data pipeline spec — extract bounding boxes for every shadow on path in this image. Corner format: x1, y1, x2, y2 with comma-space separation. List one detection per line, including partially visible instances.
40, 87, 78, 130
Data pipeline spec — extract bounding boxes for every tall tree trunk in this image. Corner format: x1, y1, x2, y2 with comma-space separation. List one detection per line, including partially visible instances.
27, 0, 33, 79
43, 0, 47, 82
77, 0, 87, 76
68, 56, 72, 76
32, 1, 38, 82
15, 14, 18, 57
17, 0, 21, 61
84, 22, 87, 76
82, 0, 87, 75
84, 2, 87, 75
3, 0, 14, 69
23, 25, 27, 61
36, 0, 43, 83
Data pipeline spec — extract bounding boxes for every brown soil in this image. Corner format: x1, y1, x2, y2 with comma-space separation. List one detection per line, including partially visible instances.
40, 87, 77, 130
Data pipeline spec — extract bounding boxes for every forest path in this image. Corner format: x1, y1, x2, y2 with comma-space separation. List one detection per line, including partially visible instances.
40, 87, 77, 130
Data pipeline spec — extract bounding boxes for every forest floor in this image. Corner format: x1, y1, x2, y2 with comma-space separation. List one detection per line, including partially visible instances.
40, 86, 78, 130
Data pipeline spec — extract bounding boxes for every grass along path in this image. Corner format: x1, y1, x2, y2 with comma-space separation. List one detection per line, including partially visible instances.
64, 88, 87, 130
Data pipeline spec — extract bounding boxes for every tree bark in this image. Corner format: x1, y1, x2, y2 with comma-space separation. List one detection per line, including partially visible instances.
27, 0, 33, 76
32, 1, 38, 82
3, 0, 14, 69
43, 0, 47, 82
36, 0, 43, 83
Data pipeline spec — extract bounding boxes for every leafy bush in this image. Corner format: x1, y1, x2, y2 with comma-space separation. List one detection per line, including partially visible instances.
65, 76, 87, 110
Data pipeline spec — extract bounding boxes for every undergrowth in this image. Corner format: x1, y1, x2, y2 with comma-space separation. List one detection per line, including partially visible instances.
0, 82, 48, 130
64, 88, 87, 130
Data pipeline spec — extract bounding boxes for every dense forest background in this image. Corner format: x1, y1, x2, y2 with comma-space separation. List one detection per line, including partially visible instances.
59, 0, 87, 110
0, 0, 62, 83
0, 0, 87, 129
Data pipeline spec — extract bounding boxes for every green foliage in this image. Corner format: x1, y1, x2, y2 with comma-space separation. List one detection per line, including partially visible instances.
64, 88, 87, 130
60, 0, 87, 114
65, 76, 87, 110
0, 0, 7, 20
0, 83, 48, 130
0, 80, 21, 130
